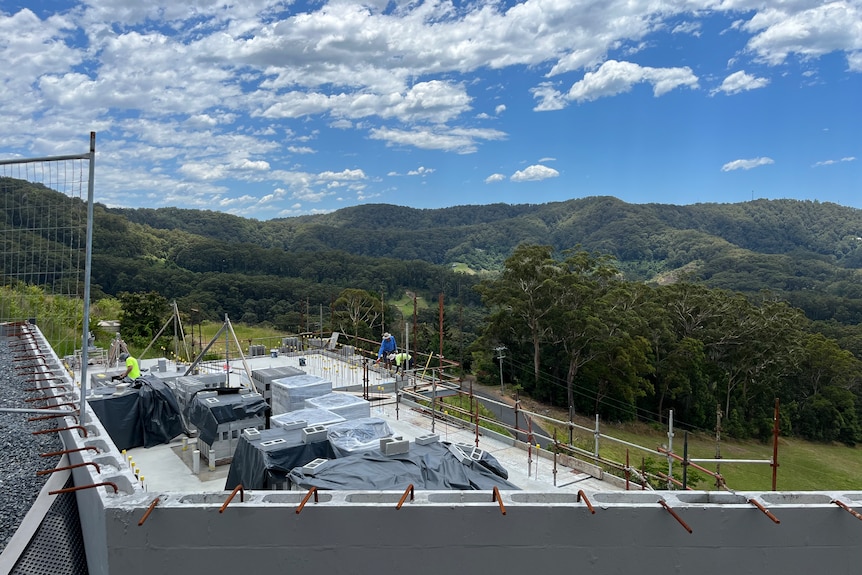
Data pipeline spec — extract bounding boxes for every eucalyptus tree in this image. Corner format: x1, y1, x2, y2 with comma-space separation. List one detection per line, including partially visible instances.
649, 284, 713, 425
790, 332, 862, 442
476, 244, 562, 388
581, 281, 654, 419
331, 288, 382, 347
549, 249, 619, 414
704, 294, 805, 437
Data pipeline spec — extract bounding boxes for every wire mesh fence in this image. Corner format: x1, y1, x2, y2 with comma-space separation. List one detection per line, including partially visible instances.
1, 138, 95, 358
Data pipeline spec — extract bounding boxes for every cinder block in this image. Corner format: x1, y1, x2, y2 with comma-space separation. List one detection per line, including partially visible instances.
381, 437, 409, 455
447, 443, 468, 462
302, 458, 328, 475
302, 425, 328, 443
242, 428, 261, 440
415, 434, 439, 446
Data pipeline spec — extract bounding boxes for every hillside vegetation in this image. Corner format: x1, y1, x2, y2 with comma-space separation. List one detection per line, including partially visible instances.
4, 177, 862, 449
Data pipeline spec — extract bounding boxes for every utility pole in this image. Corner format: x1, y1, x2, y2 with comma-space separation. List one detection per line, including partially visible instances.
715, 403, 723, 489
495, 346, 506, 393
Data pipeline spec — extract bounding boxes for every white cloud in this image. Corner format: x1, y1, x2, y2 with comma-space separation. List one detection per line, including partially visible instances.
813, 156, 856, 167
721, 157, 775, 171
742, 2, 862, 65
485, 173, 506, 183
511, 164, 560, 182
712, 70, 770, 95
567, 60, 699, 103
260, 81, 472, 124
407, 166, 435, 176
531, 83, 568, 111
316, 168, 366, 183
672, 21, 702, 37
1, 0, 860, 218
369, 126, 506, 154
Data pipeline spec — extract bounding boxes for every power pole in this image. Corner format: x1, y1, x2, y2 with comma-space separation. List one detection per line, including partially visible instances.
495, 346, 506, 393
715, 403, 723, 489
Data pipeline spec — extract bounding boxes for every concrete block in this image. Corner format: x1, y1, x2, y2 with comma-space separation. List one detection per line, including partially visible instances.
302, 425, 328, 443
415, 434, 439, 446
380, 437, 409, 455
302, 458, 328, 475
242, 428, 261, 440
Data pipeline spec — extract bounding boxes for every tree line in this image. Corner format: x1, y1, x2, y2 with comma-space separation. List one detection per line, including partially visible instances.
471, 245, 862, 444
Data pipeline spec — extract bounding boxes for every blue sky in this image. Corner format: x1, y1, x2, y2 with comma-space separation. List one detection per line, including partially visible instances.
0, 0, 859, 220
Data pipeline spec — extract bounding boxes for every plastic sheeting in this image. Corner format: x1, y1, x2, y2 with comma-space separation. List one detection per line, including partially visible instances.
271, 408, 345, 430
271, 374, 331, 414
288, 441, 519, 491
87, 374, 184, 451
305, 392, 370, 420
225, 428, 336, 491
188, 390, 269, 446
326, 417, 393, 457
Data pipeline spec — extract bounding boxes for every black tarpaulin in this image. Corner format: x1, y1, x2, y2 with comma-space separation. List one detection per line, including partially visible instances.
288, 441, 519, 491
189, 391, 269, 446
88, 387, 142, 452
87, 374, 184, 451
225, 428, 336, 490
137, 375, 185, 448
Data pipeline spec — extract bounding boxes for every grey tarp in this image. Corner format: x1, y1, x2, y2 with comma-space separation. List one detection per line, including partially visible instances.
225, 428, 336, 490
288, 441, 519, 491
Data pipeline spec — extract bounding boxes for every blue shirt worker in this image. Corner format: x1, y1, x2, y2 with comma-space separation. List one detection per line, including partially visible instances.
377, 332, 397, 368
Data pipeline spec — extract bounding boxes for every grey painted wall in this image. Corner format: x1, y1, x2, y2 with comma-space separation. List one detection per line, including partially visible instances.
105, 491, 862, 574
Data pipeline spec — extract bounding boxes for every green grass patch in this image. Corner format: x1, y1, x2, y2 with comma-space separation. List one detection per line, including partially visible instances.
414, 394, 512, 437
542, 417, 862, 491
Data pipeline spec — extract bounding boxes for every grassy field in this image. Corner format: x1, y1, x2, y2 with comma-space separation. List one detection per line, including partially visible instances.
477, 382, 862, 492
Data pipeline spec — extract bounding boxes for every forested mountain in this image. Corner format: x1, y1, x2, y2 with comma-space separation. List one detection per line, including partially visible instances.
116, 196, 862, 325
118, 197, 862, 272
6, 177, 862, 443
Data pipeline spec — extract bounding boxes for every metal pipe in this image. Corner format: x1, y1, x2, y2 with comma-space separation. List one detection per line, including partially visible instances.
12, 354, 46, 363
138, 497, 161, 526
396, 484, 415, 509
295, 487, 319, 514
492, 486, 507, 515
50, 482, 118, 495
0, 408, 75, 416
28, 413, 78, 423
577, 490, 596, 514
771, 398, 780, 490
659, 499, 692, 533
832, 499, 862, 521
37, 461, 100, 476
40, 446, 100, 457
0, 151, 93, 165
219, 485, 244, 513
24, 395, 68, 403
748, 498, 780, 524
32, 425, 88, 437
